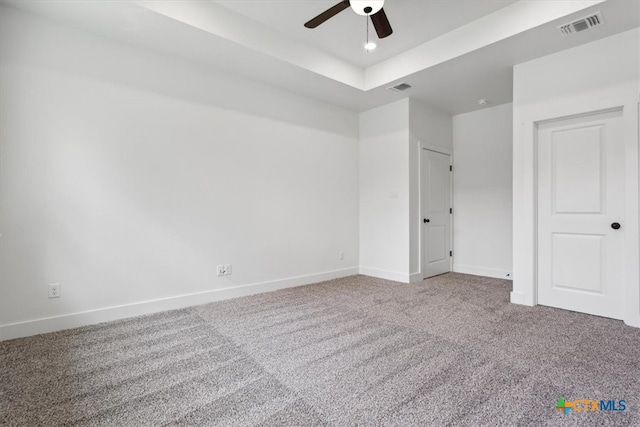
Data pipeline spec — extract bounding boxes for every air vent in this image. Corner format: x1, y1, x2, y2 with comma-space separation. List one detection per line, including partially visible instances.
388, 82, 412, 92
558, 11, 604, 36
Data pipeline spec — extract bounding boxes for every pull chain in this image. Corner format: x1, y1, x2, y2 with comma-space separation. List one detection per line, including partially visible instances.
364, 15, 376, 52
366, 15, 369, 49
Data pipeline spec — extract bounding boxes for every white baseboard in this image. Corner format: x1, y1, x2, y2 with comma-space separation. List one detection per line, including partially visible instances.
453, 264, 512, 280
359, 267, 409, 283
510, 291, 533, 306
0, 267, 359, 341
624, 316, 640, 328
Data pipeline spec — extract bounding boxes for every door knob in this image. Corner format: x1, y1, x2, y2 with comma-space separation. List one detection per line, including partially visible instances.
424, 218, 430, 223
611, 222, 621, 230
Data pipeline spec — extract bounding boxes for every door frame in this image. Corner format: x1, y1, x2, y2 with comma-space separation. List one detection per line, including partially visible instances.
512, 96, 640, 327
534, 107, 625, 318
419, 142, 453, 279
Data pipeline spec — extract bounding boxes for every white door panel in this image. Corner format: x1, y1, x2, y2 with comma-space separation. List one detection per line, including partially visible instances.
551, 127, 604, 213
422, 149, 451, 278
428, 225, 447, 263
551, 233, 604, 293
429, 160, 449, 213
537, 109, 624, 319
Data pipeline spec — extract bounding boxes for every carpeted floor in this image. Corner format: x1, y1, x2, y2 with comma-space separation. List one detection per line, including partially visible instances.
1, 273, 639, 426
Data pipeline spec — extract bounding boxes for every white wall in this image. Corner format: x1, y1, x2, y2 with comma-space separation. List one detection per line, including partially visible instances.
359, 99, 410, 281
359, 98, 452, 282
409, 99, 453, 278
0, 7, 360, 339
409, 99, 454, 151
452, 103, 512, 279
512, 28, 640, 326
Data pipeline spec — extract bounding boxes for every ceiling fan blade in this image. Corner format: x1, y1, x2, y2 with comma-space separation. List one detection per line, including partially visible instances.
370, 8, 393, 38
304, 0, 350, 28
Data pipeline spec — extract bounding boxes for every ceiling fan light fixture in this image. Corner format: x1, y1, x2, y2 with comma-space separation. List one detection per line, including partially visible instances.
351, 0, 384, 16
364, 41, 377, 51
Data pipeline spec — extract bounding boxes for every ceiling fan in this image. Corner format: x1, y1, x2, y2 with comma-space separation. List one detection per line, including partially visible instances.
304, 0, 393, 39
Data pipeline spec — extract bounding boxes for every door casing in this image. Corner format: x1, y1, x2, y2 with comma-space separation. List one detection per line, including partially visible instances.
419, 142, 453, 279
512, 96, 639, 327
536, 107, 625, 319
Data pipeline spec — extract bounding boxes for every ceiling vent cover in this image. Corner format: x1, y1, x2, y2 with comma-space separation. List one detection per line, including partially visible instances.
388, 82, 412, 92
558, 11, 604, 36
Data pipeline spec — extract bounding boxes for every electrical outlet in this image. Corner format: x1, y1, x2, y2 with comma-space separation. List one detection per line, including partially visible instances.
339, 251, 344, 260
224, 264, 232, 275
49, 283, 61, 299
217, 265, 225, 276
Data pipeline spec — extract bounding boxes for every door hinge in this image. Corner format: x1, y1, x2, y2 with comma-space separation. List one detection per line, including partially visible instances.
450, 165, 452, 172
450, 208, 452, 214
450, 251, 453, 257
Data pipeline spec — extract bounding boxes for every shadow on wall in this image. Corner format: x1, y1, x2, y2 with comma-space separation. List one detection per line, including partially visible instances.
0, 5, 358, 139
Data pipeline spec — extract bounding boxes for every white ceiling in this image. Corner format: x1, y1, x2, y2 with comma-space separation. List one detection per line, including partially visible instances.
215, 0, 519, 68
3, 0, 639, 115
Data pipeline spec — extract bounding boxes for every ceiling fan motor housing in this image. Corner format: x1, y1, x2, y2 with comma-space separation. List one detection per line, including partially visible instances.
351, 0, 384, 16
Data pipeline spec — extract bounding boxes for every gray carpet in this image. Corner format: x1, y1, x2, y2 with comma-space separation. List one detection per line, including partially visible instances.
1, 273, 639, 426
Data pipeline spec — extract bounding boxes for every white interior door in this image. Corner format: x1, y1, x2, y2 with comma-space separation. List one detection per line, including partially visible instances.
422, 149, 452, 279
537, 109, 625, 319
